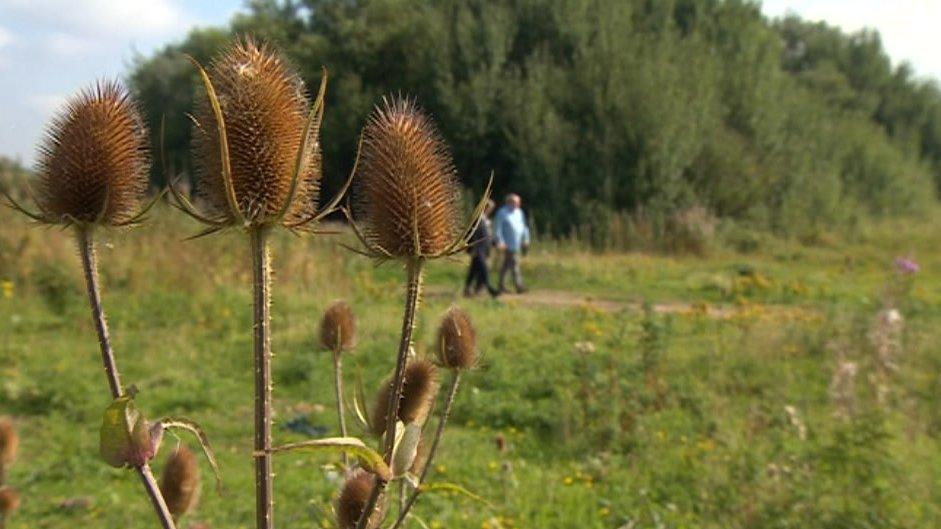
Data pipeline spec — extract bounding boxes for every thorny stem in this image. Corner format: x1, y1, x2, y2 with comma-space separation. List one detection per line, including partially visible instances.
333, 350, 349, 468
251, 226, 275, 529
78, 229, 122, 397
355, 257, 425, 529
391, 371, 462, 529
78, 229, 177, 529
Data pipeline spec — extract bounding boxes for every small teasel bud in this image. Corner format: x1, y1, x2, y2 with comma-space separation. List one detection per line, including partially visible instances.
0, 486, 20, 517
160, 446, 201, 519
193, 37, 321, 225
436, 306, 478, 370
0, 417, 18, 470
494, 434, 506, 453
354, 96, 463, 257
336, 469, 376, 529
320, 300, 356, 353
35, 80, 150, 226
371, 358, 440, 435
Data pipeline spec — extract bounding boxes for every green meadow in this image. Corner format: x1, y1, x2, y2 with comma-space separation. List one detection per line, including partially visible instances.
2, 204, 941, 528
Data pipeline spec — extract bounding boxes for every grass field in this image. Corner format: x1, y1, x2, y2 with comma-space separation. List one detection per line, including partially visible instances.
2, 204, 941, 529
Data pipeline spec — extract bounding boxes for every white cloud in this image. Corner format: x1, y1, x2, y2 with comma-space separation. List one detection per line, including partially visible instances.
762, 0, 941, 81
2, 0, 186, 38
0, 26, 13, 48
44, 32, 99, 56
26, 93, 68, 120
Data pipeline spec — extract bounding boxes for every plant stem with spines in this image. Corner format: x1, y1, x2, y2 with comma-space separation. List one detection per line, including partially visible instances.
390, 371, 462, 529
78, 228, 177, 529
355, 257, 425, 529
251, 226, 275, 529
333, 349, 348, 468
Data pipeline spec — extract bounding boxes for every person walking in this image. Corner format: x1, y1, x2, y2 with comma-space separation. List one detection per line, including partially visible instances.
493, 193, 531, 294
464, 199, 499, 297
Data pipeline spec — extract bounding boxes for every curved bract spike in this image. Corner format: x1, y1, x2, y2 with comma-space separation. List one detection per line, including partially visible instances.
0, 186, 50, 223
167, 178, 226, 227
185, 225, 228, 241
113, 188, 168, 228
288, 132, 362, 230
341, 205, 393, 259
276, 67, 328, 224
157, 417, 224, 495
263, 437, 392, 482
435, 171, 494, 258
275, 68, 327, 223
186, 55, 244, 226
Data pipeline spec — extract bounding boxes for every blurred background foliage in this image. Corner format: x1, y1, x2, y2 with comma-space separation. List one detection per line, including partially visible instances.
13, 0, 941, 247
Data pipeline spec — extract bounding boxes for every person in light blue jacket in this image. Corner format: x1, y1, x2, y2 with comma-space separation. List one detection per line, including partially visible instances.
493, 193, 531, 293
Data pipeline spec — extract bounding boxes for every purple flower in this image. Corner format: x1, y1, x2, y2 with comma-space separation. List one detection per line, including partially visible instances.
894, 257, 920, 274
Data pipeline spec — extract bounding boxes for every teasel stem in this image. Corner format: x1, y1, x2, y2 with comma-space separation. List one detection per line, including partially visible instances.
77, 228, 178, 529
354, 257, 425, 529
250, 226, 275, 529
333, 349, 348, 468
390, 371, 462, 529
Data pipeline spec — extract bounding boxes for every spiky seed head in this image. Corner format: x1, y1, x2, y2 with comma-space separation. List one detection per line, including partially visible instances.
193, 37, 321, 225
371, 358, 440, 436
0, 417, 18, 467
437, 306, 478, 370
0, 487, 19, 517
336, 469, 376, 529
35, 81, 149, 226
354, 96, 462, 257
159, 446, 200, 519
320, 300, 356, 353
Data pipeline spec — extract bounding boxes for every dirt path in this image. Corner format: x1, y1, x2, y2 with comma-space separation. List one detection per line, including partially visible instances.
423, 286, 742, 318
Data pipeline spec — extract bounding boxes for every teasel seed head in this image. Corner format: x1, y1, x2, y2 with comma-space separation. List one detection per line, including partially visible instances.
320, 300, 356, 353
31, 81, 150, 227
371, 358, 440, 436
352, 96, 464, 258
191, 36, 322, 227
159, 446, 201, 519
336, 469, 377, 529
436, 306, 478, 370
0, 417, 18, 469
0, 487, 19, 517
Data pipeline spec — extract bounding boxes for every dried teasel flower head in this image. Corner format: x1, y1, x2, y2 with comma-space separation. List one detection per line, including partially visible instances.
320, 300, 356, 353
181, 36, 332, 231
159, 446, 201, 520
436, 306, 478, 370
371, 358, 440, 436
336, 469, 377, 529
0, 417, 18, 469
0, 487, 20, 517
3, 81, 151, 228
350, 96, 492, 260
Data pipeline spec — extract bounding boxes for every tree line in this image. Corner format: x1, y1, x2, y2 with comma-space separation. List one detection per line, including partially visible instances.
127, 0, 941, 242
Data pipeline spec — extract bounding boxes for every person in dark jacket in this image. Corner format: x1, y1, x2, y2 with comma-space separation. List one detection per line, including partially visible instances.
464, 199, 499, 298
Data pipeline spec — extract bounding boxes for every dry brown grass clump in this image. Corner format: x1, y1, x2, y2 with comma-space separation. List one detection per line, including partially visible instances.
436, 307, 478, 370
159, 446, 201, 520
354, 96, 462, 258
193, 37, 321, 225
320, 300, 356, 352
372, 358, 440, 435
34, 81, 149, 226
336, 470, 376, 529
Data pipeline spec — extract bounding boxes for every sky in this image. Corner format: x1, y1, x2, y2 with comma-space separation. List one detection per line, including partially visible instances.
0, 1, 939, 164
